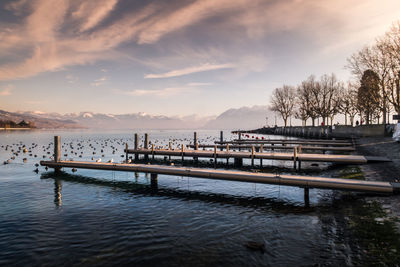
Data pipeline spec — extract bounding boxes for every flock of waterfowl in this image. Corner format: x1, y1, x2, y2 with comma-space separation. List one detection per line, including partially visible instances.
1, 134, 224, 173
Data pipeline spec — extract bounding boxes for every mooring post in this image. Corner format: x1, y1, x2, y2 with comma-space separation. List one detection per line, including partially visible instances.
125, 143, 129, 162
168, 141, 172, 161
152, 144, 155, 160
134, 133, 139, 161
293, 147, 297, 171
194, 132, 198, 150
251, 146, 255, 167
238, 131, 241, 140
304, 187, 310, 207
260, 144, 263, 168
214, 145, 217, 169
181, 144, 185, 164
220, 131, 224, 151
298, 145, 302, 171
54, 136, 61, 172
226, 144, 229, 165
193, 132, 198, 162
271, 143, 274, 151
144, 133, 149, 161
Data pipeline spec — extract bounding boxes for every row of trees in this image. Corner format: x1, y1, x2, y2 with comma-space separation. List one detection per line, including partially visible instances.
270, 21, 400, 127
0, 120, 34, 128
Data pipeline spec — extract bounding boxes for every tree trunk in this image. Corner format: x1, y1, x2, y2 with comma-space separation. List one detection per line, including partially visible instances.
344, 114, 347, 125
382, 82, 387, 124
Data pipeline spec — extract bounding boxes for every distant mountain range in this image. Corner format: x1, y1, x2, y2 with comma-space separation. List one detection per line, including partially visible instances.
0, 105, 276, 130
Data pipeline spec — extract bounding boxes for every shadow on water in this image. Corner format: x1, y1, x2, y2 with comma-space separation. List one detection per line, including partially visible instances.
41, 171, 317, 214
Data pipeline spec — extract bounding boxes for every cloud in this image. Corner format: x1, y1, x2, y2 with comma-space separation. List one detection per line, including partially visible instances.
144, 63, 234, 79
0, 0, 399, 82
91, 76, 107, 86
120, 87, 192, 97
0, 84, 13, 96
187, 82, 213, 86
66, 74, 78, 83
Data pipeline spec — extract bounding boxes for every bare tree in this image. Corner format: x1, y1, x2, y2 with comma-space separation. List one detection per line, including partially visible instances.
270, 85, 296, 127
340, 82, 359, 126
315, 74, 342, 125
296, 75, 319, 126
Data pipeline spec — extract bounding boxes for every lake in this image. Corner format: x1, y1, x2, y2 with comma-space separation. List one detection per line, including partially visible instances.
0, 129, 398, 266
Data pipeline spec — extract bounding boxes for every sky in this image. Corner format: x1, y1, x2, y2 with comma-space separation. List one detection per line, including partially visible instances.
0, 0, 399, 117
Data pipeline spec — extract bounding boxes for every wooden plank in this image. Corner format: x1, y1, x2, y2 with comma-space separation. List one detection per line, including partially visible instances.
40, 160, 397, 194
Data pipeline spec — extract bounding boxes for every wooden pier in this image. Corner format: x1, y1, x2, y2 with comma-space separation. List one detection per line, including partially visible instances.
186, 144, 355, 152
40, 160, 400, 194
125, 148, 386, 164
39, 135, 400, 207
216, 140, 353, 146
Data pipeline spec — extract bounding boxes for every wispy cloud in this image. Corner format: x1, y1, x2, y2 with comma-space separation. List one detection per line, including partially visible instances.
187, 82, 213, 86
0, 84, 13, 96
145, 63, 234, 79
120, 87, 192, 97
66, 74, 78, 84
91, 76, 107, 86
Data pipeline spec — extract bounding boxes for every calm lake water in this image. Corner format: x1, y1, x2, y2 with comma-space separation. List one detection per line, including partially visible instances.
0, 130, 399, 266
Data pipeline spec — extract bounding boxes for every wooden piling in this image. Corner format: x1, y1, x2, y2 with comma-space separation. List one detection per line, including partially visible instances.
181, 144, 185, 164
251, 146, 255, 167
134, 133, 139, 161
260, 144, 263, 168
125, 143, 129, 162
150, 173, 158, 189
220, 131, 224, 151
226, 144, 229, 165
54, 136, 61, 172
214, 145, 217, 168
152, 144, 155, 160
144, 133, 149, 161
168, 142, 172, 161
293, 147, 297, 170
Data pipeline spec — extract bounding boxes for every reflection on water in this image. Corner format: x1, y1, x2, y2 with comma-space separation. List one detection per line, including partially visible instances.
54, 179, 62, 207
0, 129, 399, 266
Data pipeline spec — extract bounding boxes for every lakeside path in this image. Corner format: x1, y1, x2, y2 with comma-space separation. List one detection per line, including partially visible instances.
356, 137, 400, 230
